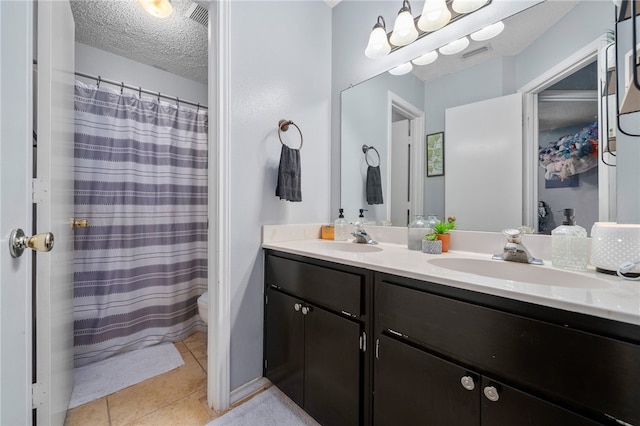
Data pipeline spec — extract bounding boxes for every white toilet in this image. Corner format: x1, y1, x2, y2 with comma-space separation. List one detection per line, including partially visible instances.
197, 292, 208, 324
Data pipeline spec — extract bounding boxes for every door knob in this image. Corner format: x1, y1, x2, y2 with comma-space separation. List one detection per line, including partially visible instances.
301, 306, 311, 315
460, 376, 475, 391
72, 218, 89, 229
294, 303, 302, 311
483, 385, 500, 402
9, 229, 54, 258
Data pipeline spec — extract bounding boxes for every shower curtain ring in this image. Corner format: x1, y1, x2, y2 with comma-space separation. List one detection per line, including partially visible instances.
97, 75, 101, 88
120, 82, 124, 94
158, 91, 161, 103
176, 97, 180, 107
138, 87, 142, 97
197, 103, 200, 112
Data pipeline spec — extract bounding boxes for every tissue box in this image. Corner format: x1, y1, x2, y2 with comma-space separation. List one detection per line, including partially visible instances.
590, 222, 640, 273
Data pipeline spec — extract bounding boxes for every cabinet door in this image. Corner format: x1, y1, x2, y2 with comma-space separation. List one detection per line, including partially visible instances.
304, 305, 362, 426
373, 334, 479, 426
265, 288, 304, 406
480, 377, 600, 426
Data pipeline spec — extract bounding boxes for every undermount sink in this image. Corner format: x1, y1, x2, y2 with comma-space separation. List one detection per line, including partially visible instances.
428, 258, 612, 289
308, 240, 383, 253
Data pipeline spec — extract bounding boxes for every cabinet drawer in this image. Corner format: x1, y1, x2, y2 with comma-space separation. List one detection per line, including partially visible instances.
266, 254, 363, 317
376, 278, 640, 425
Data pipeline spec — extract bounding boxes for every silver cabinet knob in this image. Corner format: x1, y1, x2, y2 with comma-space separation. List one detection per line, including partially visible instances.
9, 229, 54, 258
294, 303, 302, 311
460, 376, 475, 391
301, 306, 310, 315
484, 386, 500, 402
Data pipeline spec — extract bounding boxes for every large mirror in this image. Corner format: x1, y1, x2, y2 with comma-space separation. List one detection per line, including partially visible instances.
340, 0, 616, 232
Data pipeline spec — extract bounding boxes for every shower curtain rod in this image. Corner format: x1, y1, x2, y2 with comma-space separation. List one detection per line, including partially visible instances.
75, 70, 208, 110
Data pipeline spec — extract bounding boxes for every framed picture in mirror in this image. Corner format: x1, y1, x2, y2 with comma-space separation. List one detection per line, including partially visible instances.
427, 132, 444, 177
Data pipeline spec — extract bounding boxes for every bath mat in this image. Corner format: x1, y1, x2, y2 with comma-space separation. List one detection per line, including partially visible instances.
68, 342, 184, 409
207, 386, 320, 426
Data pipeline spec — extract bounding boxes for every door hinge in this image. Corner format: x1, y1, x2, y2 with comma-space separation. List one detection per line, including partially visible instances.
359, 332, 367, 352
32, 382, 46, 409
375, 338, 380, 359
32, 177, 49, 203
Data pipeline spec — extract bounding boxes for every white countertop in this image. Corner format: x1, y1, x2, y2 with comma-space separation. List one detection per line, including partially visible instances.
263, 234, 640, 327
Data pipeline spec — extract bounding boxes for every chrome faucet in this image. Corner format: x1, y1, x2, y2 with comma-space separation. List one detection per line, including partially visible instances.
351, 228, 378, 245
492, 228, 543, 265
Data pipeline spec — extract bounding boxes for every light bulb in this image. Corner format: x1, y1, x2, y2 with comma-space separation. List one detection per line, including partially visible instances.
451, 0, 488, 14
389, 62, 413, 76
438, 36, 469, 55
417, 0, 451, 32
390, 1, 419, 46
139, 0, 173, 18
365, 16, 391, 59
470, 21, 505, 41
412, 50, 438, 66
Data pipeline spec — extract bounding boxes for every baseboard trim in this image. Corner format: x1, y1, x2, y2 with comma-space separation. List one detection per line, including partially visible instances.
230, 377, 271, 405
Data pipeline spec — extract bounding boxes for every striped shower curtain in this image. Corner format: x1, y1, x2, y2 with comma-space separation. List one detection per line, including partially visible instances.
72, 81, 208, 367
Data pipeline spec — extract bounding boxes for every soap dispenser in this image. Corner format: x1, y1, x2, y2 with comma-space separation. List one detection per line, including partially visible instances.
334, 208, 350, 241
551, 208, 587, 271
354, 209, 367, 230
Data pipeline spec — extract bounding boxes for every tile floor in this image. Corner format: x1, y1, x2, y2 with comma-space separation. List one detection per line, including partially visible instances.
64, 332, 227, 426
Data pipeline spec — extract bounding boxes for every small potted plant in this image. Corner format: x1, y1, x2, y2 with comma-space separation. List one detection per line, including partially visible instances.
433, 216, 456, 252
422, 233, 442, 254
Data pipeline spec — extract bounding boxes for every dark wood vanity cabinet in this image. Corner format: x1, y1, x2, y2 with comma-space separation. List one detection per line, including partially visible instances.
264, 251, 371, 426
263, 250, 640, 426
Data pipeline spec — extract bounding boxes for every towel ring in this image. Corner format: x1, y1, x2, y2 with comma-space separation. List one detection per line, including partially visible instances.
278, 119, 303, 149
362, 144, 380, 167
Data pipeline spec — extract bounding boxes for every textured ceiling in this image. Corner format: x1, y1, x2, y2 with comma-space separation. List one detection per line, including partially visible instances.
70, 0, 208, 84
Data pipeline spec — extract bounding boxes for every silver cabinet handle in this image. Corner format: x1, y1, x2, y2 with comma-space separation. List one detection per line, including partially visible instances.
294, 303, 302, 312
460, 376, 475, 391
301, 306, 310, 315
484, 386, 500, 402
9, 229, 54, 258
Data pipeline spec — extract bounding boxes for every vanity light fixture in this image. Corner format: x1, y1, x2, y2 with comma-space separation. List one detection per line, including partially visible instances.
470, 21, 504, 41
439, 36, 470, 55
412, 50, 438, 66
417, 0, 451, 32
139, 0, 173, 18
389, 0, 419, 47
451, 0, 489, 14
365, 16, 392, 59
388, 62, 414, 75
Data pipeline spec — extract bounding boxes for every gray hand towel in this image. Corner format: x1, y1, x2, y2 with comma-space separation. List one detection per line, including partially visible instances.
366, 165, 383, 205
276, 144, 302, 202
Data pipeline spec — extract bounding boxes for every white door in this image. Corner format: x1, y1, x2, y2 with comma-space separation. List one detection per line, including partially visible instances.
0, 1, 75, 425
35, 1, 76, 425
445, 93, 523, 232
391, 120, 410, 227
1, 2, 36, 424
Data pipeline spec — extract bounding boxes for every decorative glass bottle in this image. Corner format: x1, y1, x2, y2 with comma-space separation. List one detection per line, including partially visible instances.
551, 208, 587, 271
408, 215, 428, 250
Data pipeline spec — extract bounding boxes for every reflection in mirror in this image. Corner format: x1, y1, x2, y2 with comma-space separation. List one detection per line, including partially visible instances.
340, 0, 616, 231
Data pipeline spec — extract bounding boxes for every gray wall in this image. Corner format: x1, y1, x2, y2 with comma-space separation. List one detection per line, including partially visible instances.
228, 1, 332, 390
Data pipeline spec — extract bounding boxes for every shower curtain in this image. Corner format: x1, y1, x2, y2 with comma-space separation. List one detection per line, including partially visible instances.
73, 81, 208, 367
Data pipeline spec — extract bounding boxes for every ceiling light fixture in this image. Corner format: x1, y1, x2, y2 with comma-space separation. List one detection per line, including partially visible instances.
470, 21, 504, 41
452, 0, 489, 14
417, 0, 451, 32
389, 62, 414, 76
389, 1, 419, 47
139, 0, 173, 18
439, 36, 470, 55
365, 16, 392, 59
412, 50, 438, 66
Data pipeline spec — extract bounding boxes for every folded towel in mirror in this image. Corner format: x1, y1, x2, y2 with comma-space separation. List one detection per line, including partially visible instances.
366, 165, 383, 205
276, 144, 302, 202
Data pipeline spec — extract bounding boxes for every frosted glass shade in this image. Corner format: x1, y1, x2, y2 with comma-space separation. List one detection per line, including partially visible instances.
390, 9, 419, 46
452, 0, 488, 13
417, 0, 451, 32
365, 26, 391, 58
470, 21, 505, 41
412, 50, 438, 66
389, 62, 413, 76
439, 36, 469, 55
139, 0, 173, 18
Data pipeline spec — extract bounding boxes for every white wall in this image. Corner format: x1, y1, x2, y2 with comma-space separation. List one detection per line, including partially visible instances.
228, 1, 331, 390
75, 43, 207, 105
